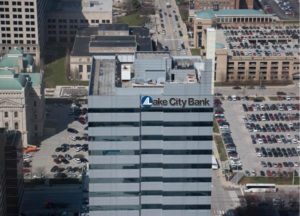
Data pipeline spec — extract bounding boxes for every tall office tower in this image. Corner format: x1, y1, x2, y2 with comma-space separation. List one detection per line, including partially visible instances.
0, 129, 23, 216
88, 52, 213, 216
0, 0, 50, 64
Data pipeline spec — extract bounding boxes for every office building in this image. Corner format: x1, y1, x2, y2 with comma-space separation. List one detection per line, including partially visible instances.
0, 0, 50, 64
46, 0, 113, 43
88, 52, 213, 216
0, 50, 44, 147
70, 24, 152, 80
0, 129, 23, 216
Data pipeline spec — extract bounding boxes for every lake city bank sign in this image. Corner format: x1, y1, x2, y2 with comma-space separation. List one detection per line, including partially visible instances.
141, 96, 210, 108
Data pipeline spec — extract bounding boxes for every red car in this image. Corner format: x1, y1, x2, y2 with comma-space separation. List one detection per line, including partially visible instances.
266, 170, 272, 177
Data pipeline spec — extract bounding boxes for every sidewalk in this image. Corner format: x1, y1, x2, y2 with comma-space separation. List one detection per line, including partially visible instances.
213, 138, 242, 190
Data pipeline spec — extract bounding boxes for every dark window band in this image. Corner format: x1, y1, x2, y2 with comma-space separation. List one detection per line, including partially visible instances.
88, 121, 213, 127
89, 163, 212, 169
89, 191, 211, 197
89, 205, 211, 211
89, 149, 212, 155
89, 177, 211, 183
89, 136, 213, 141
88, 108, 213, 113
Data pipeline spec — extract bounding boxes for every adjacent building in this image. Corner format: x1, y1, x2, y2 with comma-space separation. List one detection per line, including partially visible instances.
213, 25, 300, 82
70, 24, 153, 81
0, 129, 23, 216
191, 9, 278, 49
0, 49, 44, 147
88, 52, 213, 216
0, 0, 50, 64
190, 9, 300, 82
191, 0, 253, 11
46, 0, 113, 43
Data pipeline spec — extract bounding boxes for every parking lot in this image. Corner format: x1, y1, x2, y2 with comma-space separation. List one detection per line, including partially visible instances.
24, 102, 88, 180
221, 98, 300, 178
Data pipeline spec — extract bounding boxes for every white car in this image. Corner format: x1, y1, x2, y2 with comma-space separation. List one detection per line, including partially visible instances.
23, 154, 32, 159
69, 136, 76, 141
294, 162, 299, 167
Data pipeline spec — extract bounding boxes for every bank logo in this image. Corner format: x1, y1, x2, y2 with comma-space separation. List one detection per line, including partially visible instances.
141, 96, 153, 107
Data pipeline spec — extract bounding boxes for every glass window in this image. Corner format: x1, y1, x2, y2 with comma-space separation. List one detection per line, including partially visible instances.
4, 112, 8, 118
14, 112, 18, 118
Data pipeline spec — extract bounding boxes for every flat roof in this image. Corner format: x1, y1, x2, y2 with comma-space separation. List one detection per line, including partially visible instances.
195, 9, 266, 20
218, 25, 299, 57
98, 24, 129, 31
71, 26, 152, 56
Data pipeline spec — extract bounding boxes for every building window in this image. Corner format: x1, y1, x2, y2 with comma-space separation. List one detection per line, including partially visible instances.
34, 125, 38, 131
34, 101, 37, 107
4, 122, 8, 129
14, 122, 19, 130
4, 112, 8, 118
14, 112, 18, 118
79, 65, 83, 72
87, 65, 91, 72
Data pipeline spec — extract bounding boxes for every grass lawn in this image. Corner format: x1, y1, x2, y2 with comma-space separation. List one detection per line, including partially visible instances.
240, 176, 300, 185
269, 96, 279, 101
44, 57, 89, 88
44, 57, 70, 88
190, 48, 200, 56
117, 12, 146, 26
214, 135, 227, 161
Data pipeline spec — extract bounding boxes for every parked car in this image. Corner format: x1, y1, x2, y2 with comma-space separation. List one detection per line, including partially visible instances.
67, 128, 78, 134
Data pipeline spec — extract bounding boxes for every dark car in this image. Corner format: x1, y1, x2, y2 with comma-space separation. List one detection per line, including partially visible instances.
233, 86, 241, 90
55, 147, 62, 152
67, 128, 79, 134
54, 173, 67, 178
260, 170, 265, 176
51, 166, 59, 173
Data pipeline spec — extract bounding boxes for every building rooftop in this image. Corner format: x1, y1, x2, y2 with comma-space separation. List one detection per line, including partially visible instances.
89, 53, 212, 96
0, 48, 34, 70
89, 36, 136, 48
0, 69, 41, 90
217, 25, 299, 57
98, 24, 129, 31
71, 26, 152, 56
195, 9, 266, 19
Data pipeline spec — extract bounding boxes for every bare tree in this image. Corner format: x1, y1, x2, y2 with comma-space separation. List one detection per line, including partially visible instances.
34, 166, 46, 178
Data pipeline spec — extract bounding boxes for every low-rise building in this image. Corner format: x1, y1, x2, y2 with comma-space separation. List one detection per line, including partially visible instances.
70, 24, 153, 81
0, 51, 44, 147
214, 25, 300, 82
46, 0, 112, 43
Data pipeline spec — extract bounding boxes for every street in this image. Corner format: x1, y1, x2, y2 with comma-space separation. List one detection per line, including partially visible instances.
153, 0, 190, 55
211, 170, 241, 216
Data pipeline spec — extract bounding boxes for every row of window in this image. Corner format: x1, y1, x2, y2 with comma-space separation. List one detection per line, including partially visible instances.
88, 108, 213, 113
89, 136, 213, 141
89, 149, 212, 155
3, 112, 18, 118
89, 204, 211, 211
0, 1, 34, 6
47, 19, 110, 24
3, 122, 19, 130
89, 191, 211, 197
88, 121, 213, 127
1, 46, 37, 51
89, 177, 211, 183
89, 163, 212, 169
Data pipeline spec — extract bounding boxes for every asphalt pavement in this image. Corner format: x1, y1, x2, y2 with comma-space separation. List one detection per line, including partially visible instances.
154, 0, 190, 55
